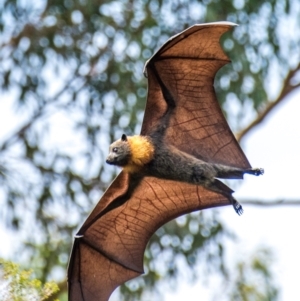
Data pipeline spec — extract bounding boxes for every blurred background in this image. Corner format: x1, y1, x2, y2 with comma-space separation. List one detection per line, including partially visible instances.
0, 0, 299, 300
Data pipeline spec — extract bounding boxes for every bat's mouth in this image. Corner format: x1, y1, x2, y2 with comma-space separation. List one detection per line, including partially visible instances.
106, 159, 115, 165
106, 157, 128, 167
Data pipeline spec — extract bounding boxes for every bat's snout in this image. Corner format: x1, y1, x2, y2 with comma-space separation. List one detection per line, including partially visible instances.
106, 157, 114, 165
106, 153, 120, 165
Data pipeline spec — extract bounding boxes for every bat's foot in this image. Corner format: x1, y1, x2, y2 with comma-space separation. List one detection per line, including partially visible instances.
253, 168, 264, 176
232, 199, 243, 216
247, 168, 264, 176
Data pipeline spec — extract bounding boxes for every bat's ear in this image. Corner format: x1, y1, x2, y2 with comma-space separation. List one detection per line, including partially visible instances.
121, 134, 127, 141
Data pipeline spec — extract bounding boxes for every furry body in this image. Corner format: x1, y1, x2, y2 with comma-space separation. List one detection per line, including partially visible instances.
106, 134, 263, 215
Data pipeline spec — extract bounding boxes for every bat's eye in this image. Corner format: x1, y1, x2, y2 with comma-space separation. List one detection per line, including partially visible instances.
112, 147, 118, 153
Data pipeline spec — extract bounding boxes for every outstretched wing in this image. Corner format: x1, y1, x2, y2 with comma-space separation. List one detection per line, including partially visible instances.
68, 22, 246, 301
142, 22, 250, 168
68, 172, 229, 301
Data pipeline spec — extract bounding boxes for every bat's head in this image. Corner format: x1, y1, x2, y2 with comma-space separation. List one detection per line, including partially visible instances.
106, 134, 131, 167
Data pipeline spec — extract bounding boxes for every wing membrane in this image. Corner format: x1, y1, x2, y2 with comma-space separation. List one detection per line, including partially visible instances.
68, 176, 229, 300
142, 22, 250, 168
68, 22, 247, 301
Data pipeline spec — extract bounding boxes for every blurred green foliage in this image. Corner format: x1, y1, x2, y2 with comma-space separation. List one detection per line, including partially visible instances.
229, 249, 279, 301
0, 0, 299, 299
0, 258, 59, 301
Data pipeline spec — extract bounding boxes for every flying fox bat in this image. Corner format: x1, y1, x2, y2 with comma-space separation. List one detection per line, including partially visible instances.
68, 21, 264, 301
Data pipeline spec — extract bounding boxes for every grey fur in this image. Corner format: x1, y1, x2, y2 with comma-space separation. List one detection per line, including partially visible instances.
148, 139, 263, 215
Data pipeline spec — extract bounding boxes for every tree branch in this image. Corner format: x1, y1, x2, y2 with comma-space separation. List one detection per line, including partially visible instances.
0, 74, 86, 153
241, 199, 300, 207
236, 63, 300, 143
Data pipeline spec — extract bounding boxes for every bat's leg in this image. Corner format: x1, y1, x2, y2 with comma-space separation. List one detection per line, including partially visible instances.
202, 178, 243, 215
213, 165, 264, 179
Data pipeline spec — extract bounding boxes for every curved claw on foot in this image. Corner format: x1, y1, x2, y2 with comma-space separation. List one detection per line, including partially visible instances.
253, 168, 264, 176
233, 200, 243, 216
